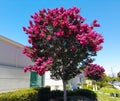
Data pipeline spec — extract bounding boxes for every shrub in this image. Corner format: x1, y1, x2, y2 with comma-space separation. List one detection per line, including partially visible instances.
50, 90, 63, 99
35, 87, 51, 101
97, 81, 110, 88
0, 88, 38, 101
82, 83, 93, 90
50, 89, 97, 100
0, 87, 97, 101
82, 83, 87, 88
70, 89, 97, 99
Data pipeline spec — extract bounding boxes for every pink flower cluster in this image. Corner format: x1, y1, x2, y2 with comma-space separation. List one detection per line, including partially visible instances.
24, 57, 53, 75
22, 7, 85, 44
71, 45, 77, 51
22, 46, 36, 59
84, 64, 105, 80
76, 30, 104, 52
22, 7, 104, 76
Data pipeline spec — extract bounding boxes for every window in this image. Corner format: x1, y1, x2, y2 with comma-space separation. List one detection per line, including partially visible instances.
30, 71, 44, 87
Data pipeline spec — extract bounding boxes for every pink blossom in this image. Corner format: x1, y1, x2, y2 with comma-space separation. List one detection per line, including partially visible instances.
84, 64, 105, 80
22, 27, 27, 32
28, 38, 32, 44
24, 67, 28, 72
29, 20, 33, 27
71, 45, 77, 51
54, 31, 64, 37
47, 35, 52, 40
92, 19, 100, 27
35, 58, 42, 65
69, 25, 77, 32
40, 32, 44, 38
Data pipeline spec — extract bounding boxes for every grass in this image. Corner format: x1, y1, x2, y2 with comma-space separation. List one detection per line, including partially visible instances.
96, 86, 120, 101
97, 92, 120, 101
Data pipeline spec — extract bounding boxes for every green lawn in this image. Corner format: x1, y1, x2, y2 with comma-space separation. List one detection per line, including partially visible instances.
96, 87, 120, 101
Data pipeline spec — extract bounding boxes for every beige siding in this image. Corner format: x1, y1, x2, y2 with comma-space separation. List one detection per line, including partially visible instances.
0, 36, 33, 92
0, 39, 33, 67
0, 65, 30, 92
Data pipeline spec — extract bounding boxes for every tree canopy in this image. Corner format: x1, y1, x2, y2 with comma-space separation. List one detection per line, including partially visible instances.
23, 7, 104, 81
84, 64, 105, 81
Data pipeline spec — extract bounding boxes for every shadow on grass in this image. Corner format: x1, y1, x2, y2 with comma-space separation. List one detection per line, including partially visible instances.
50, 95, 98, 101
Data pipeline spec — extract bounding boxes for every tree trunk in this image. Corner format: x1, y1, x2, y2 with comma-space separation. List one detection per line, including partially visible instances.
62, 80, 67, 101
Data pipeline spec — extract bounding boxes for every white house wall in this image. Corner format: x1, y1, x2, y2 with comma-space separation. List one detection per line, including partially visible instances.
0, 39, 32, 67
45, 71, 85, 90
0, 36, 33, 92
45, 71, 63, 90
0, 65, 30, 92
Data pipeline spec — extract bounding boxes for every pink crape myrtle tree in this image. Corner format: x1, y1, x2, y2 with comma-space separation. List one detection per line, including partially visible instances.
84, 64, 105, 91
22, 7, 104, 101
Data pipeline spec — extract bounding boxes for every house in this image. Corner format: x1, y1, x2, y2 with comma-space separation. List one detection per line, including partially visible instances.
0, 35, 85, 92
69, 72, 85, 90
0, 35, 32, 92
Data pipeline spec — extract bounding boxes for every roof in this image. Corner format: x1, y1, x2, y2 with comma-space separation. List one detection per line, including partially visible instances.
0, 35, 23, 48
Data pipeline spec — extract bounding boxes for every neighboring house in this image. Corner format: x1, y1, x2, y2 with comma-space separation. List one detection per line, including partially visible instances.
0, 35, 85, 92
69, 72, 85, 90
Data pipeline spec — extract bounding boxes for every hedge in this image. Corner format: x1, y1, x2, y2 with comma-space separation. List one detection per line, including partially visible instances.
0, 88, 38, 101
34, 87, 50, 101
50, 89, 97, 100
0, 87, 97, 101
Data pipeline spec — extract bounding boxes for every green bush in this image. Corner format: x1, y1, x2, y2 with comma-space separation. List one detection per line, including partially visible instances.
69, 89, 97, 99
82, 83, 93, 90
35, 87, 50, 101
97, 81, 110, 88
0, 87, 51, 101
50, 89, 97, 100
50, 90, 63, 99
0, 88, 38, 101
87, 85, 93, 90
0, 87, 97, 101
82, 83, 87, 88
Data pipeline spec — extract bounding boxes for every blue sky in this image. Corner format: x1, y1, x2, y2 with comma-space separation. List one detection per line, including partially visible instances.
0, 0, 120, 76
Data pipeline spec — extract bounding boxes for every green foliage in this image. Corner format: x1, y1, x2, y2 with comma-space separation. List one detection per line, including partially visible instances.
34, 87, 51, 101
0, 87, 98, 101
50, 89, 97, 100
87, 85, 93, 90
117, 72, 120, 81
117, 72, 120, 78
96, 87, 120, 101
100, 73, 110, 82
99, 87, 120, 94
97, 81, 110, 88
0, 89, 38, 101
73, 89, 97, 99
0, 87, 51, 101
82, 83, 93, 90
50, 90, 63, 99
82, 83, 87, 88
66, 84, 70, 90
